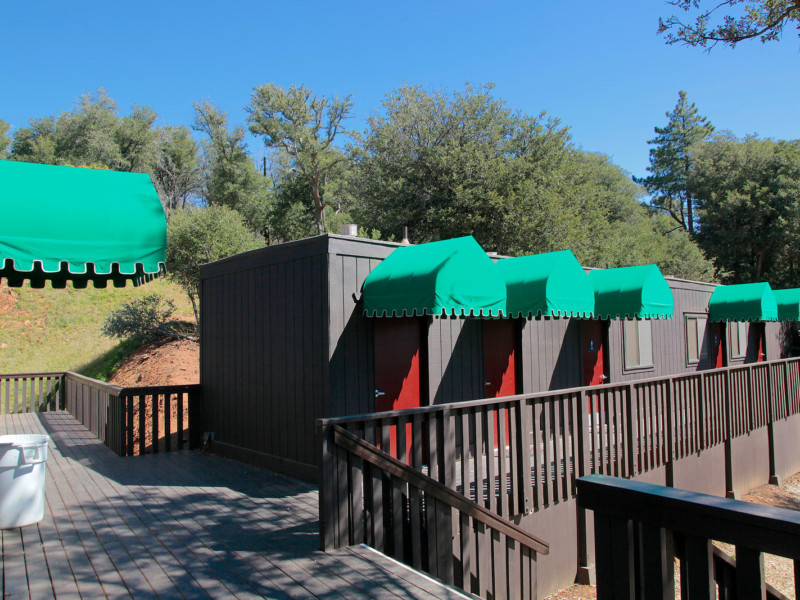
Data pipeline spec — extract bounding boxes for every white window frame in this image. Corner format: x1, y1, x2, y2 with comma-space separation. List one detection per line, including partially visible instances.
623, 319, 654, 370
685, 315, 709, 364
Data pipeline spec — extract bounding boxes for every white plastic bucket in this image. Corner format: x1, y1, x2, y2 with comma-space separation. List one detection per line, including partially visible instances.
0, 434, 50, 528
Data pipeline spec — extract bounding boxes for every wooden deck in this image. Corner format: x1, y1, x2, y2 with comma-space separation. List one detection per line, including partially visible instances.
0, 412, 470, 599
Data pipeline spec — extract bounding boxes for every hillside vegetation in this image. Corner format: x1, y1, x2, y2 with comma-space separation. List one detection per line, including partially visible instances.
0, 278, 194, 380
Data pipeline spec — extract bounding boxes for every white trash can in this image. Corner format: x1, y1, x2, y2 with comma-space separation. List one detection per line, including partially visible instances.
0, 434, 50, 528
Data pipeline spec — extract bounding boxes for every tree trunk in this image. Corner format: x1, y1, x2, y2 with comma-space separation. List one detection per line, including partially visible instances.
311, 179, 325, 235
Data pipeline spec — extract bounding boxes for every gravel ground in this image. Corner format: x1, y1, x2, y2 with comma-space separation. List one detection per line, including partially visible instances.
542, 473, 800, 600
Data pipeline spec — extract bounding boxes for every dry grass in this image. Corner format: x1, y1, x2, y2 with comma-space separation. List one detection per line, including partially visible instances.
0, 278, 193, 378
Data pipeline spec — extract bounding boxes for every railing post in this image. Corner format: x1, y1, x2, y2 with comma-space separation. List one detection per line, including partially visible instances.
626, 384, 638, 477
576, 388, 596, 585
724, 368, 735, 499
747, 364, 755, 433
767, 364, 780, 486
318, 420, 337, 551
665, 378, 675, 488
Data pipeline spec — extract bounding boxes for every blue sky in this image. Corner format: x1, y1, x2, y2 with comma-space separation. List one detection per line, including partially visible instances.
2, 0, 798, 179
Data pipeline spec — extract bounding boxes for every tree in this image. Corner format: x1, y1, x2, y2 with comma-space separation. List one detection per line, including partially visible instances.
150, 126, 201, 216
691, 134, 800, 284
350, 83, 575, 254
193, 101, 270, 236
7, 89, 201, 214
659, 0, 800, 48
0, 120, 10, 157
349, 84, 715, 280
247, 83, 353, 235
635, 91, 714, 234
166, 205, 261, 322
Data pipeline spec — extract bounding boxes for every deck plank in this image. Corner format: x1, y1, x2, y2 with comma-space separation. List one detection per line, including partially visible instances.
1, 412, 470, 600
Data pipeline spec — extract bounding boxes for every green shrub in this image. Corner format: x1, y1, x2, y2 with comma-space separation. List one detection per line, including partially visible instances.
102, 294, 176, 343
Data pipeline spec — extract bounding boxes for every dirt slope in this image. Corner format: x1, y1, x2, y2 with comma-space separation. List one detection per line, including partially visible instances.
108, 338, 199, 387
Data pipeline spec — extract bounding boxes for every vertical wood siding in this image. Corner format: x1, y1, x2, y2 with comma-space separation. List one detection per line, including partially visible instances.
200, 237, 332, 478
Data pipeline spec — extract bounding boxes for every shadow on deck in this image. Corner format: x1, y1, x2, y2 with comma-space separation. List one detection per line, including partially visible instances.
1, 412, 469, 599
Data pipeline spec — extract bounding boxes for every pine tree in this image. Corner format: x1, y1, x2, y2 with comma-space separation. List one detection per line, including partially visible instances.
636, 91, 714, 234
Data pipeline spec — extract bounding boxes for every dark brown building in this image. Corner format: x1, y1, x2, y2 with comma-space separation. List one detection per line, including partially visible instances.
199, 234, 783, 481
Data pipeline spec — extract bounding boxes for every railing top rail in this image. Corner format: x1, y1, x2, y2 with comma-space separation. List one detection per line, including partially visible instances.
64, 372, 124, 395
332, 425, 550, 555
118, 383, 201, 396
320, 356, 800, 427
577, 474, 800, 560
0, 372, 66, 379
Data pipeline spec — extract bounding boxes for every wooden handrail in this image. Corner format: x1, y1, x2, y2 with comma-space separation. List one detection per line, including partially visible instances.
332, 424, 550, 555
578, 474, 800, 559
0, 371, 66, 378
65, 372, 124, 395
118, 383, 200, 395
321, 357, 800, 427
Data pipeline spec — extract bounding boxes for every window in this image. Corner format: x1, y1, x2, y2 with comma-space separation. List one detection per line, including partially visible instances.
731, 322, 747, 358
686, 316, 709, 363
623, 319, 653, 369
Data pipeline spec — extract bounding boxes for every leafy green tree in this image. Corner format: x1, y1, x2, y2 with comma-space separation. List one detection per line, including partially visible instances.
350, 84, 715, 280
247, 83, 353, 234
0, 120, 10, 157
350, 84, 576, 254
150, 126, 201, 215
635, 91, 714, 234
193, 101, 270, 236
7, 89, 200, 215
691, 134, 800, 284
659, 0, 800, 48
166, 205, 262, 321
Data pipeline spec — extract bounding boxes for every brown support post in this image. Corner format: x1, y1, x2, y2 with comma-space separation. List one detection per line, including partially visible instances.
442, 407, 456, 490
665, 378, 675, 488
767, 365, 780, 486
724, 369, 735, 499
626, 384, 638, 477
576, 388, 596, 585
747, 365, 755, 433
318, 420, 337, 551
188, 388, 202, 449
639, 523, 675, 600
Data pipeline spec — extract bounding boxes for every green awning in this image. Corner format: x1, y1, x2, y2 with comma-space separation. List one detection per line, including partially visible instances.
0, 160, 166, 288
709, 283, 778, 322
362, 236, 506, 317
495, 250, 594, 318
773, 288, 800, 321
588, 264, 674, 319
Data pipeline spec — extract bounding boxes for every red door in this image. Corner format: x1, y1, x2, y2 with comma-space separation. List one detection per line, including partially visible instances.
754, 323, 766, 362
582, 321, 608, 417
483, 319, 517, 398
582, 320, 608, 386
483, 319, 517, 449
374, 318, 422, 460
711, 323, 725, 368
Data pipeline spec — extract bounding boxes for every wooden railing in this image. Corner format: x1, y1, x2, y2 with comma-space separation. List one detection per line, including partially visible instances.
0, 371, 200, 456
325, 424, 549, 599
319, 357, 800, 598
0, 372, 64, 413
577, 474, 798, 600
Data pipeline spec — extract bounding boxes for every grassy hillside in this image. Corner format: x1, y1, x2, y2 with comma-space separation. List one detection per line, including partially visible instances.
0, 278, 194, 380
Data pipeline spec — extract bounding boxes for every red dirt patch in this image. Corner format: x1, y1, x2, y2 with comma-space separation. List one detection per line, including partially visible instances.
0, 281, 18, 314
109, 338, 199, 387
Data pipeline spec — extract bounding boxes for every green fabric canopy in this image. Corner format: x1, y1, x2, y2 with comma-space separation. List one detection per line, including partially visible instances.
495, 250, 594, 318
709, 282, 778, 322
0, 160, 166, 288
362, 236, 506, 317
588, 264, 674, 320
773, 288, 800, 321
